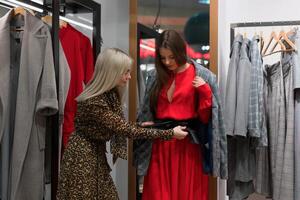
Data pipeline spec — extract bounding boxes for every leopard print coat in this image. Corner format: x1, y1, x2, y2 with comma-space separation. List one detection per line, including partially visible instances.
56, 88, 173, 200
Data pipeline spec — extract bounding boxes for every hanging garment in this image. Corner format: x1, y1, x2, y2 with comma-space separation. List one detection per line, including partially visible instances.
141, 64, 211, 200
0, 10, 58, 200
290, 30, 300, 200
60, 24, 94, 147
234, 38, 251, 137
134, 60, 227, 179
225, 34, 242, 136
254, 71, 272, 196
274, 50, 294, 200
248, 35, 265, 139
264, 61, 286, 200
227, 137, 255, 200
227, 37, 258, 200
70, 25, 94, 84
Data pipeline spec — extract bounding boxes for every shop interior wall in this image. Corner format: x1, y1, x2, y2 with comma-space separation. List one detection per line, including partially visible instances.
218, 0, 300, 199
96, 1, 130, 199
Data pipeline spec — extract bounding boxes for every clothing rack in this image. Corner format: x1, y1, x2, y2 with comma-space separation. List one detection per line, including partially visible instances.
0, 1, 101, 199
230, 20, 300, 45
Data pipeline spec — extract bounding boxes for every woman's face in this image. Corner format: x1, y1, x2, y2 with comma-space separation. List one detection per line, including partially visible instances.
159, 48, 178, 71
117, 69, 131, 87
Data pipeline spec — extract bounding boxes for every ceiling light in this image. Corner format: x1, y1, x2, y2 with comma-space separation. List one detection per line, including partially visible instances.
198, 0, 210, 4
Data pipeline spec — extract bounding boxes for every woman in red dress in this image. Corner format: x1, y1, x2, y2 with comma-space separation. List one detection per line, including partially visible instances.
141, 30, 212, 200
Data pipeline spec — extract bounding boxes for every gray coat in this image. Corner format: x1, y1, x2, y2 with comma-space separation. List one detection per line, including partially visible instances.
234, 38, 251, 137
0, 10, 58, 200
224, 34, 242, 136
133, 60, 228, 179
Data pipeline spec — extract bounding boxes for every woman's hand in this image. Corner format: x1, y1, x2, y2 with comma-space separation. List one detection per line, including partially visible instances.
192, 76, 206, 88
172, 126, 188, 140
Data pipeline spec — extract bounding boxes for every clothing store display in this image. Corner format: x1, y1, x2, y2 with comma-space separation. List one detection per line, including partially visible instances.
56, 89, 174, 200
142, 64, 211, 200
249, 35, 265, 140
226, 29, 298, 200
254, 74, 271, 196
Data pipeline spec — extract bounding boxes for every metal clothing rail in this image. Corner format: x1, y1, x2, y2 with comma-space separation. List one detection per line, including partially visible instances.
1, 0, 102, 61
230, 20, 300, 45
0, 1, 101, 199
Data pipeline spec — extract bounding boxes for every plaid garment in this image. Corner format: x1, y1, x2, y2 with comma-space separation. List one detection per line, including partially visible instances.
249, 35, 268, 146
248, 35, 261, 138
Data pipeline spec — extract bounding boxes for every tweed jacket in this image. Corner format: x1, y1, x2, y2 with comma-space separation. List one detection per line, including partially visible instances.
133, 60, 228, 179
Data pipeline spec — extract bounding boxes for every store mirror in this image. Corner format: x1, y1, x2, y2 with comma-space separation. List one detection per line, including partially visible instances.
136, 23, 160, 105
135, 23, 160, 200
135, 1, 210, 199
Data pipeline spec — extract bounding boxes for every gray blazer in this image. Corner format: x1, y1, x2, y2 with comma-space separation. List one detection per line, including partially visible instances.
224, 34, 242, 136
133, 60, 228, 179
234, 38, 251, 137
0, 10, 58, 200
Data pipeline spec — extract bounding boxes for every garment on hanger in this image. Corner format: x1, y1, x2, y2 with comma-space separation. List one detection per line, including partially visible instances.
224, 34, 243, 136
226, 26, 298, 200
234, 38, 251, 137
0, 9, 58, 200
59, 23, 94, 147
227, 37, 256, 200
292, 29, 300, 200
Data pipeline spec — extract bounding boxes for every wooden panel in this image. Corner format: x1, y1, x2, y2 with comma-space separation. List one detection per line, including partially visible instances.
209, 0, 218, 200
128, 0, 138, 200
210, 0, 218, 75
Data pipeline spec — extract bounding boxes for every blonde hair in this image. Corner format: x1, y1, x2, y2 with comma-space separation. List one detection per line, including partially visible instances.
76, 48, 133, 102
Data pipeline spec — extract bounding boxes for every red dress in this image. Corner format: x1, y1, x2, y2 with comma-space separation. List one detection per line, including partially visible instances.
142, 64, 212, 200
60, 24, 94, 147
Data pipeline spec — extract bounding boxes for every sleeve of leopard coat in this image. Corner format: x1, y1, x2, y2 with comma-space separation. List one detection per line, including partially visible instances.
80, 96, 174, 140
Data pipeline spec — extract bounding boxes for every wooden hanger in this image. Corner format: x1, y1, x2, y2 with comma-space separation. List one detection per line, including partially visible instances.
262, 31, 285, 56
278, 30, 296, 50
12, 7, 34, 16
286, 27, 297, 37
11, 7, 33, 32
263, 30, 296, 57
41, 15, 68, 28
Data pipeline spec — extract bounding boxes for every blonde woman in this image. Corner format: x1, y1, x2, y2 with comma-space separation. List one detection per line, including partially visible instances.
56, 48, 188, 200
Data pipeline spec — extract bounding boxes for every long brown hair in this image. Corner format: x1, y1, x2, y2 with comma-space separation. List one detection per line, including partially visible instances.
150, 30, 187, 114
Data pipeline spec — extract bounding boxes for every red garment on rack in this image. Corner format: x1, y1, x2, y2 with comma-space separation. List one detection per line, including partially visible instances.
60, 24, 94, 147
142, 64, 211, 200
